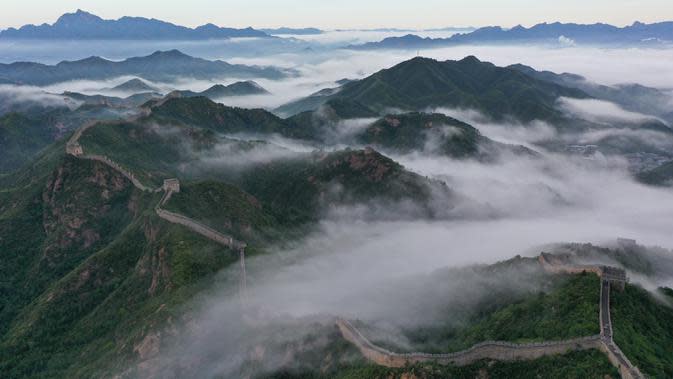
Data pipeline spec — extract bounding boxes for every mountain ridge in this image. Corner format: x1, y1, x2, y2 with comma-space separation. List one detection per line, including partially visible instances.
0, 9, 270, 40
277, 55, 589, 123
349, 20, 673, 49
172, 81, 270, 99
0, 50, 290, 85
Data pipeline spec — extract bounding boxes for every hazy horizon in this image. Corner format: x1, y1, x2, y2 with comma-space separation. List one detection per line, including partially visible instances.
2, 0, 673, 30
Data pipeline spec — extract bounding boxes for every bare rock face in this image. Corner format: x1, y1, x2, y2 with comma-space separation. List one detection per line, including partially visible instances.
134, 332, 162, 360
41, 158, 132, 262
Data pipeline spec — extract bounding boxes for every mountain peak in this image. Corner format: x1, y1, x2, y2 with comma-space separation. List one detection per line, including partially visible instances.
459, 55, 482, 64
111, 78, 158, 92
407, 56, 436, 62
55, 9, 102, 25
147, 49, 191, 59
61, 55, 109, 65
1, 11, 268, 40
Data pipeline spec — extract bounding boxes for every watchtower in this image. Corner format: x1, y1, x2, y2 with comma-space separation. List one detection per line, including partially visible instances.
601, 266, 627, 291
162, 178, 180, 193
66, 143, 83, 156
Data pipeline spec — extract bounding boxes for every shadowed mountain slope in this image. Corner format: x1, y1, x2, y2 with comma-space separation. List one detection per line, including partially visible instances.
0, 50, 289, 86
276, 56, 588, 123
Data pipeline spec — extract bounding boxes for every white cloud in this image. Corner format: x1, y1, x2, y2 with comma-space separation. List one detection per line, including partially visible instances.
0, 84, 81, 110
558, 35, 576, 47
558, 97, 664, 124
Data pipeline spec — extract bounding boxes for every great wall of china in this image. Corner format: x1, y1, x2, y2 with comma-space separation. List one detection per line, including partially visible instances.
337, 318, 603, 367
66, 118, 248, 291
338, 253, 645, 379
67, 117, 646, 378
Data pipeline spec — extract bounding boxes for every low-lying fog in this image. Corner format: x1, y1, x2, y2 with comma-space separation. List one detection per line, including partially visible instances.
147, 133, 673, 376
147, 76, 673, 379
5, 36, 673, 376
6, 36, 673, 114
0, 29, 467, 64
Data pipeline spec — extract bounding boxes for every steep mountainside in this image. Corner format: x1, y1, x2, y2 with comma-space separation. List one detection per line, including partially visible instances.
148, 96, 527, 162
276, 56, 588, 122
0, 101, 154, 175
77, 113, 455, 224
509, 63, 673, 124
0, 113, 60, 173
611, 285, 673, 378
150, 95, 543, 165
355, 112, 534, 160
148, 96, 302, 138
1, 113, 671, 377
0, 127, 255, 377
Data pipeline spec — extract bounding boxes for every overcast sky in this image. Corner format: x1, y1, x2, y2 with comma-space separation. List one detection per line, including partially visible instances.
1, 0, 672, 30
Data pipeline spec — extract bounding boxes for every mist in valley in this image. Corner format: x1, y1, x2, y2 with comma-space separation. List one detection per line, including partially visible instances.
4, 32, 673, 378
132, 44, 673, 374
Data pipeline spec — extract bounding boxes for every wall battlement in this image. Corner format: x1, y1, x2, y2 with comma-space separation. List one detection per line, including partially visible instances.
338, 253, 643, 378
337, 318, 602, 368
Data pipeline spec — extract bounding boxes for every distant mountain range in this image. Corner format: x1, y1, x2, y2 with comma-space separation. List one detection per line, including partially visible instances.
507, 64, 673, 124
0, 50, 291, 86
0, 9, 270, 40
350, 21, 673, 49
260, 27, 323, 35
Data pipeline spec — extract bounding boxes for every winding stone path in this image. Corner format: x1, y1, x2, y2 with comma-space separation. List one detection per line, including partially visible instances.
339, 255, 646, 378
337, 318, 602, 368
598, 279, 644, 379
155, 207, 245, 250
66, 119, 249, 296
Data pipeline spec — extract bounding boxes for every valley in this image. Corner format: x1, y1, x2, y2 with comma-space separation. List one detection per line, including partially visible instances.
1, 6, 673, 379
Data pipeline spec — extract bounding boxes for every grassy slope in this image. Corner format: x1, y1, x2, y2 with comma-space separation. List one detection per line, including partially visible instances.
449, 273, 599, 346
236, 149, 448, 225
78, 120, 192, 187
611, 284, 673, 378
308, 56, 587, 123
0, 151, 242, 378
0, 156, 142, 336
2, 117, 449, 377
149, 97, 305, 138
262, 273, 612, 379
379, 272, 600, 354
357, 112, 482, 158
263, 349, 618, 379
0, 112, 56, 174
163, 180, 283, 246
79, 114, 444, 227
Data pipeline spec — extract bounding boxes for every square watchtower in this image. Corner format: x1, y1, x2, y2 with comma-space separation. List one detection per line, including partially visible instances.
162, 178, 180, 193
66, 143, 83, 156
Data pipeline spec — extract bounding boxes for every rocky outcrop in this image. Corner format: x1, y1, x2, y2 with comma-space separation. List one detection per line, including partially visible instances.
67, 118, 250, 310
